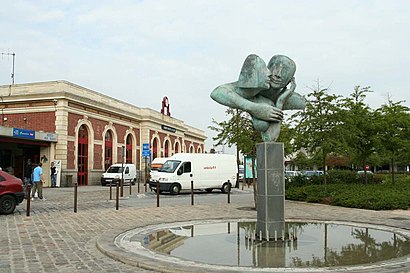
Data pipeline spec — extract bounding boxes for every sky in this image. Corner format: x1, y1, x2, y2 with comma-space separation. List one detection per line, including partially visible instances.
1, 0, 409, 153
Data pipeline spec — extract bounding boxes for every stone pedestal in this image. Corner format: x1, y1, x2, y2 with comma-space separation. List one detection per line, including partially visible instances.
256, 142, 285, 240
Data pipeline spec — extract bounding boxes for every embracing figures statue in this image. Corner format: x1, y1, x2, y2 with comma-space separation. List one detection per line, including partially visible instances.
210, 54, 306, 142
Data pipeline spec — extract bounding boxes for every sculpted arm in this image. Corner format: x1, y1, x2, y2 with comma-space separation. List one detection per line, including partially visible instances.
210, 84, 283, 121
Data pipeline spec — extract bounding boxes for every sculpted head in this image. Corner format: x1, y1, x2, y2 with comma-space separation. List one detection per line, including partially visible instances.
268, 55, 296, 89
238, 54, 271, 89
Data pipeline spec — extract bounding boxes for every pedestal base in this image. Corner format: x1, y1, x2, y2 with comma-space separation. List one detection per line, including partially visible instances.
256, 142, 285, 240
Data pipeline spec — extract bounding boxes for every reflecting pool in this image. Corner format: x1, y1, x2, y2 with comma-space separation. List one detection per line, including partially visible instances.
142, 221, 410, 268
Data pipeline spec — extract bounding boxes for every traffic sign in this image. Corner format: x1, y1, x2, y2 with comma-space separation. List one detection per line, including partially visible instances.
142, 143, 151, 157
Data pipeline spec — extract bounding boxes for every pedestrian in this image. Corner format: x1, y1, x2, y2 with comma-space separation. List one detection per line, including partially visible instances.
23, 159, 33, 198
50, 161, 57, 188
32, 162, 46, 201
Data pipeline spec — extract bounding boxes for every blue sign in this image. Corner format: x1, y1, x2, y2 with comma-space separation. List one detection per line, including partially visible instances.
13, 128, 35, 139
142, 143, 150, 150
142, 143, 151, 157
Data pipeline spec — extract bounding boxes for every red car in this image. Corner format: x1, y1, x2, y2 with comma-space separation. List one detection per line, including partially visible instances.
0, 170, 25, 214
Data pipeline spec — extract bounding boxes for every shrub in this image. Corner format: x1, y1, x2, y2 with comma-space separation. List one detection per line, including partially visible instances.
285, 178, 410, 210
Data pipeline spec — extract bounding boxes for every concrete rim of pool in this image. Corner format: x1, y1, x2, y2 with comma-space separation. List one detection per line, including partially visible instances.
96, 218, 410, 273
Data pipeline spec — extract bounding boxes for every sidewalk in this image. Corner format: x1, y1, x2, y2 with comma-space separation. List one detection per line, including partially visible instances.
0, 185, 409, 273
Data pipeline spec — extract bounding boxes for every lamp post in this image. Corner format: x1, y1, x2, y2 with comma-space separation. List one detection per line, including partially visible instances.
1, 52, 15, 85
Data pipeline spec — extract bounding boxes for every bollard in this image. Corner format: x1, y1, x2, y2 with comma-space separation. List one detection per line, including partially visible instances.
120, 177, 124, 197
116, 180, 119, 210
191, 180, 194, 206
109, 181, 112, 200
26, 184, 31, 217
137, 172, 140, 193
227, 180, 231, 204
129, 179, 132, 195
74, 182, 78, 213
156, 181, 160, 207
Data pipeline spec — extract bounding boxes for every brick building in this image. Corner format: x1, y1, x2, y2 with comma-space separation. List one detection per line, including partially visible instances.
0, 81, 206, 186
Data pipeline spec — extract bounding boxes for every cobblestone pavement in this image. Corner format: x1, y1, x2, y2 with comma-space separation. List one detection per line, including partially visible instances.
1, 185, 409, 273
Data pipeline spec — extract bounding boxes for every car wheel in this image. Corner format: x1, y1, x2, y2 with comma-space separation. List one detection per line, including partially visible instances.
0, 195, 17, 215
205, 188, 213, 193
221, 182, 231, 193
169, 183, 181, 195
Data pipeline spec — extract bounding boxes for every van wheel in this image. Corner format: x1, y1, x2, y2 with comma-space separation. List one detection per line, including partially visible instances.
205, 189, 213, 193
0, 195, 17, 215
170, 184, 181, 195
132, 178, 136, 185
221, 182, 231, 193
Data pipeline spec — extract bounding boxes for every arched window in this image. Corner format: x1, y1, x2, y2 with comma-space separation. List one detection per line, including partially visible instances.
126, 134, 132, 163
78, 125, 89, 186
152, 138, 158, 160
175, 142, 180, 154
104, 130, 113, 170
164, 140, 170, 158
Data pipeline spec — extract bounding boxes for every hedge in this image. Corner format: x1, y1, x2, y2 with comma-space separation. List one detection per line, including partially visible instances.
285, 175, 410, 210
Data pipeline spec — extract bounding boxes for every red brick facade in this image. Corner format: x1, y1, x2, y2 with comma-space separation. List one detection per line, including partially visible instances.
67, 141, 75, 169
2, 112, 55, 132
94, 144, 102, 169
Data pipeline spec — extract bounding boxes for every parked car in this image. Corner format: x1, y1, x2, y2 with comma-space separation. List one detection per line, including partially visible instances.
101, 164, 137, 186
302, 170, 324, 177
238, 165, 244, 181
357, 170, 374, 175
0, 170, 25, 214
285, 171, 300, 177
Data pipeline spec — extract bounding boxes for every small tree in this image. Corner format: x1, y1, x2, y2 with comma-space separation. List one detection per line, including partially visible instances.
292, 81, 343, 188
375, 98, 410, 184
339, 86, 377, 183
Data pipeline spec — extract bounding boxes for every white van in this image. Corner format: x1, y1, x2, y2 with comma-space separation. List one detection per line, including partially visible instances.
101, 163, 137, 186
150, 157, 169, 177
149, 153, 237, 195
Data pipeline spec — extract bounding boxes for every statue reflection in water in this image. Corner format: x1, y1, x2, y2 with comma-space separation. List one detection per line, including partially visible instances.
143, 221, 410, 268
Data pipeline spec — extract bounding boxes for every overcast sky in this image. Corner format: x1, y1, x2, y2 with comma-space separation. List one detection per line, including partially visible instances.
1, 0, 409, 153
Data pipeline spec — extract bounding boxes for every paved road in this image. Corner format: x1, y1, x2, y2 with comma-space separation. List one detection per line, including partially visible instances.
1, 184, 409, 273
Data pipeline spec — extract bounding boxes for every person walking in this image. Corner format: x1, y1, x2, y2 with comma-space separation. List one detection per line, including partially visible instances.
32, 162, 46, 201
50, 161, 57, 188
23, 159, 33, 198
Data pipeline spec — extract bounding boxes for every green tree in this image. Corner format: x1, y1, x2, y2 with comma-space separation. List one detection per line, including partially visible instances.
292, 81, 343, 188
374, 98, 410, 183
339, 86, 378, 183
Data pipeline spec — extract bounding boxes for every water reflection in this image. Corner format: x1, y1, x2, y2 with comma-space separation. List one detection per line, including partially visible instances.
143, 221, 410, 268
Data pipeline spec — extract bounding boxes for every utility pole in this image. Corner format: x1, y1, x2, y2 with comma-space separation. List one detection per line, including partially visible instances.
1, 52, 15, 85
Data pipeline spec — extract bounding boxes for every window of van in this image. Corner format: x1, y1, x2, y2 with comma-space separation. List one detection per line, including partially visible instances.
181, 162, 191, 173
107, 166, 123, 173
125, 167, 129, 174
160, 160, 181, 173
